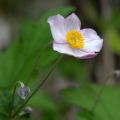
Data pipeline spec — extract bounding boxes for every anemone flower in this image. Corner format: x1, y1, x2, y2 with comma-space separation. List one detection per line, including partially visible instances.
48, 13, 103, 59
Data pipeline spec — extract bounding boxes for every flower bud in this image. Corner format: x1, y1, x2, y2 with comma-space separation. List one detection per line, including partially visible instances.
24, 106, 32, 114
17, 81, 30, 100
19, 106, 32, 118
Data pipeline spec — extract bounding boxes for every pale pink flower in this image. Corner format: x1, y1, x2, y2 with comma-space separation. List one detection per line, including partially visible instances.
48, 13, 103, 59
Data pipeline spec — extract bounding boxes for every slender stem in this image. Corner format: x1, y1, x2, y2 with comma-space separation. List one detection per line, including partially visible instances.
12, 55, 63, 118
91, 71, 117, 111
26, 41, 52, 85
10, 83, 18, 118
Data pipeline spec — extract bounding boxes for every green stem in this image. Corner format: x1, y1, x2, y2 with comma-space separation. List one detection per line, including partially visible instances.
10, 83, 18, 118
12, 55, 63, 118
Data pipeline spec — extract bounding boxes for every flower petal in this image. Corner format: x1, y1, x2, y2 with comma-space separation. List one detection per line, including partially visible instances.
48, 14, 66, 43
53, 42, 74, 56
64, 13, 81, 32
72, 49, 97, 58
81, 28, 100, 40
83, 39, 103, 52
53, 42, 96, 59
81, 28, 103, 52
79, 53, 98, 59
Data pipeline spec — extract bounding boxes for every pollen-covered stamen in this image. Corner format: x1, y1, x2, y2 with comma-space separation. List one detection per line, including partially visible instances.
66, 30, 84, 48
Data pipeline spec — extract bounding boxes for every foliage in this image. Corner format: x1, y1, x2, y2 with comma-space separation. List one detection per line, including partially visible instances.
63, 85, 120, 120
0, 6, 75, 119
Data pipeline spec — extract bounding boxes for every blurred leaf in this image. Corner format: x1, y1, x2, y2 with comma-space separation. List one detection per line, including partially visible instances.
0, 6, 74, 87
0, 89, 12, 118
62, 85, 96, 110
77, 110, 94, 120
92, 85, 120, 120
63, 84, 120, 120
59, 57, 87, 84
28, 90, 58, 112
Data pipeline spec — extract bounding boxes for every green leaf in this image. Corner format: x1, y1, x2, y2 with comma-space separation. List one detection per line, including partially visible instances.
62, 85, 96, 110
28, 90, 58, 112
63, 84, 120, 120
59, 57, 87, 83
0, 6, 74, 87
77, 110, 94, 120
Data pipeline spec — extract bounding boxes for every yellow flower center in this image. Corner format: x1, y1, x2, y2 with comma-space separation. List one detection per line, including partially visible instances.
66, 30, 84, 48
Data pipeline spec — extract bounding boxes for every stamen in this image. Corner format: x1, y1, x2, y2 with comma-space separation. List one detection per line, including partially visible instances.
66, 30, 84, 48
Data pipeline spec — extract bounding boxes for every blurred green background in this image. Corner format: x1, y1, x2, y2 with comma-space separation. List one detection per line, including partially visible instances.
0, 0, 120, 120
